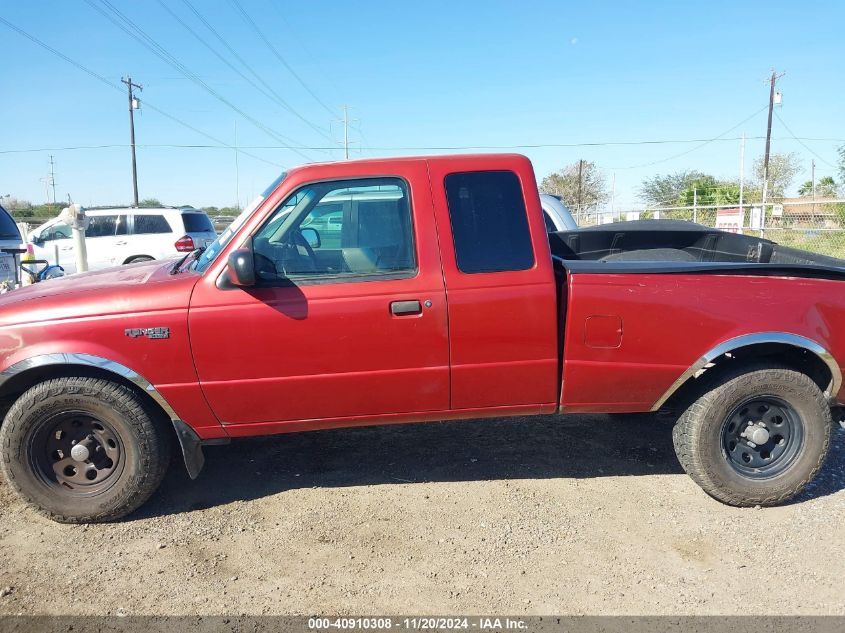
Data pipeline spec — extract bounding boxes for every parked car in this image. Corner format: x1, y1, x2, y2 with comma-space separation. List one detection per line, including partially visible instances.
0, 203, 24, 286
0, 154, 844, 523
28, 206, 217, 274
539, 193, 578, 231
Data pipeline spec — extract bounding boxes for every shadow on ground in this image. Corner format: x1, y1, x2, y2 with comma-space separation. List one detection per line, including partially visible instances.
133, 414, 845, 520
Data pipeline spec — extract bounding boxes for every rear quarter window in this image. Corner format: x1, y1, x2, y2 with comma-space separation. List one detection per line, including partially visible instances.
133, 214, 171, 234
444, 170, 534, 273
182, 213, 215, 233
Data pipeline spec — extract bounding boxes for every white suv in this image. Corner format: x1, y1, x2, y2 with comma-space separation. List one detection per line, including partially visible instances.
29, 207, 217, 274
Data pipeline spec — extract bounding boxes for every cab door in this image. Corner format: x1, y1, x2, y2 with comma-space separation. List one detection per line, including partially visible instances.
428, 155, 559, 411
188, 160, 450, 426
32, 220, 75, 272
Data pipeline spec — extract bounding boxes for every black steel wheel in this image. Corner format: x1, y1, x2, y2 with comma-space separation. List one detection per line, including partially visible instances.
0, 377, 171, 523
31, 412, 124, 494
673, 366, 833, 507
720, 397, 804, 478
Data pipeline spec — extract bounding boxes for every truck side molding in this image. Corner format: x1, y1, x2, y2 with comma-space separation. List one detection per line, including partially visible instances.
650, 332, 843, 411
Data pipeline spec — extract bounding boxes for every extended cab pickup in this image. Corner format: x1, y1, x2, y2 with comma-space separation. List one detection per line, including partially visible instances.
0, 154, 843, 522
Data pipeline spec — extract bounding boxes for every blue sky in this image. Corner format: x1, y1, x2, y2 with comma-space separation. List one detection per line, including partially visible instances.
1, 0, 843, 209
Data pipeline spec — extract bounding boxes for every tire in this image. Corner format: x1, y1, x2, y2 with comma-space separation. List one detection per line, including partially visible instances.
0, 377, 171, 523
125, 256, 154, 265
672, 366, 833, 506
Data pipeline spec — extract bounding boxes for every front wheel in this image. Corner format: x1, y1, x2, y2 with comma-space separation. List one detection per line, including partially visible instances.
0, 377, 171, 523
672, 367, 833, 506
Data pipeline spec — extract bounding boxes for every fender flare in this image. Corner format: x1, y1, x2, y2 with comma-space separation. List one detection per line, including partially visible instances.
0, 353, 208, 479
650, 332, 843, 411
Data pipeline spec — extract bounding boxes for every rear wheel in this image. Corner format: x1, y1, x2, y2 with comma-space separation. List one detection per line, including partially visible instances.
672, 367, 832, 506
0, 377, 171, 523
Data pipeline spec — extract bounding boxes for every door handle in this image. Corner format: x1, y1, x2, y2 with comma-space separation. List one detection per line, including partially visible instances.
115, 241, 128, 246
390, 300, 422, 316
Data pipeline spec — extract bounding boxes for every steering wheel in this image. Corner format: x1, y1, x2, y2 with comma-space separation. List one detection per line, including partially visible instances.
279, 229, 318, 275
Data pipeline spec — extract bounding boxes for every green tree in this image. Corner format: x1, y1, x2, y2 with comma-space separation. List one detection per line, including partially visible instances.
798, 176, 839, 198
138, 198, 163, 208
676, 176, 748, 207
540, 161, 608, 212
638, 170, 708, 206
753, 152, 801, 199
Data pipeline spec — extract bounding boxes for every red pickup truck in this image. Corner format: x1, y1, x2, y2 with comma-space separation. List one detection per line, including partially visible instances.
1, 154, 843, 523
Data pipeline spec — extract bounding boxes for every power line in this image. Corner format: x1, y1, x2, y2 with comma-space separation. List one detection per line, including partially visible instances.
610, 105, 770, 170
4, 135, 845, 156
774, 111, 840, 170
160, 0, 335, 144
84, 0, 314, 161
228, 0, 336, 117
264, 0, 343, 98
0, 15, 282, 168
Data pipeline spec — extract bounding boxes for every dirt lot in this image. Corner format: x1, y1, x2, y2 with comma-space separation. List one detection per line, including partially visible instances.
1, 413, 844, 616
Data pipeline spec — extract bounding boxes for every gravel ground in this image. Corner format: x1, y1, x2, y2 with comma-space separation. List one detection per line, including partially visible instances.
0, 413, 844, 616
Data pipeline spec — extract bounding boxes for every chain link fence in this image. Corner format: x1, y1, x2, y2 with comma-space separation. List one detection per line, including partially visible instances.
574, 199, 845, 259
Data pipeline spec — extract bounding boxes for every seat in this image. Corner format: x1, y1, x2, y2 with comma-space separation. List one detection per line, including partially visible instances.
342, 247, 379, 273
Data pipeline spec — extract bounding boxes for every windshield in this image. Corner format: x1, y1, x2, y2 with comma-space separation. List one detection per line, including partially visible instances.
192, 172, 286, 272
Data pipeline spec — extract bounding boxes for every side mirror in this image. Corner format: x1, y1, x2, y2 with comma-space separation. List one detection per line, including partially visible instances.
227, 245, 256, 287
300, 227, 321, 249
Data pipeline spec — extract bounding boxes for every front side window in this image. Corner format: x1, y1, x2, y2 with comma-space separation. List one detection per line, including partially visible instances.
253, 178, 415, 282
444, 170, 534, 273
40, 222, 71, 242
133, 214, 171, 234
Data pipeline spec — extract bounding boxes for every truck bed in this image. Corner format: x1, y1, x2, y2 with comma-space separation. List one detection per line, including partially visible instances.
548, 220, 845, 279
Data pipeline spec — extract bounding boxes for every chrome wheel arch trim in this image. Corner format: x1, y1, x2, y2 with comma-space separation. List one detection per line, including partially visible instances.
650, 332, 843, 412
0, 352, 180, 422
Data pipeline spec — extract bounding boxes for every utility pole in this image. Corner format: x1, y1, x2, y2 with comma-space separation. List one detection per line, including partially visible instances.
611, 172, 616, 220
48, 155, 57, 204
693, 188, 698, 224
577, 159, 584, 220
761, 69, 784, 237
343, 105, 349, 160
739, 133, 745, 216
811, 159, 816, 221
334, 106, 358, 160
234, 120, 240, 210
122, 76, 143, 207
